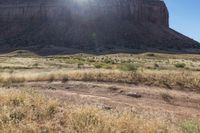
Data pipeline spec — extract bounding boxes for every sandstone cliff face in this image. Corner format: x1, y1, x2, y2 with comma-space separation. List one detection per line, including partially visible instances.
0, 0, 168, 26
0, 0, 199, 54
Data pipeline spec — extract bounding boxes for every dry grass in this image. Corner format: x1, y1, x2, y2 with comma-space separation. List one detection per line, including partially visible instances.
0, 53, 200, 92
0, 69, 200, 92
0, 52, 200, 132
0, 88, 179, 133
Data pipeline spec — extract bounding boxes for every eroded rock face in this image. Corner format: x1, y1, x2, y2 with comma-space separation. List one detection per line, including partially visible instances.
0, 0, 168, 26
0, 0, 199, 54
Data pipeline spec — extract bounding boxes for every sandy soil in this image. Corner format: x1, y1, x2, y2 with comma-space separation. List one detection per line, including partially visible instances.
8, 81, 200, 120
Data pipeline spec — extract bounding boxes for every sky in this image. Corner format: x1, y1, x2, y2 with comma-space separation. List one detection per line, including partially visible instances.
165, 0, 200, 42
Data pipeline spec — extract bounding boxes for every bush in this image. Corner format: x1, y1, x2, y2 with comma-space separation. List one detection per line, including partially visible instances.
103, 65, 112, 69
175, 63, 186, 68
77, 63, 84, 69
94, 64, 102, 69
32, 63, 39, 67
48, 74, 55, 82
104, 58, 115, 64
94, 63, 112, 69
161, 93, 173, 103
146, 53, 155, 57
154, 63, 159, 68
119, 63, 138, 72
62, 76, 69, 83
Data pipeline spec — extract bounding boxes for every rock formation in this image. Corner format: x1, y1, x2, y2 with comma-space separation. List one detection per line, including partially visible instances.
0, 0, 199, 54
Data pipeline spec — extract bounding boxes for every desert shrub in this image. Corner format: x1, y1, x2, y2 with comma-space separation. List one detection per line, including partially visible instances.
32, 63, 38, 67
119, 63, 138, 72
175, 63, 186, 68
146, 53, 156, 57
62, 76, 69, 83
88, 59, 95, 63
103, 58, 115, 64
103, 65, 112, 69
48, 74, 55, 82
154, 63, 159, 68
94, 64, 102, 69
77, 63, 84, 69
161, 93, 173, 103
9, 69, 14, 74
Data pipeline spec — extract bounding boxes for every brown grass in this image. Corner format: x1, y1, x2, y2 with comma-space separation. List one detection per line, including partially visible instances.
0, 88, 178, 133
0, 53, 200, 92
0, 69, 200, 92
0, 53, 200, 132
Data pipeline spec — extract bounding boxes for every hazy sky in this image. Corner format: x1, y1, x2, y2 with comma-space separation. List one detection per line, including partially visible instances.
165, 0, 200, 42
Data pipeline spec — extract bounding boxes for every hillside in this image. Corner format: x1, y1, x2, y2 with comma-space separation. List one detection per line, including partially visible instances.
0, 0, 199, 54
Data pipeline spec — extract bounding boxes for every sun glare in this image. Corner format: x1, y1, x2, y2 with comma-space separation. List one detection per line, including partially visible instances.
75, 0, 88, 3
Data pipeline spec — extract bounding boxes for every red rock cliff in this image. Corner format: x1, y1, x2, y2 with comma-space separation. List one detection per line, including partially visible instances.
0, 0, 199, 54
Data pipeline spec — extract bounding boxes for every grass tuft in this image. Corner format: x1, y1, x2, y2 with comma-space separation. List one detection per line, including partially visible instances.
118, 63, 138, 72
180, 120, 200, 133
175, 63, 186, 68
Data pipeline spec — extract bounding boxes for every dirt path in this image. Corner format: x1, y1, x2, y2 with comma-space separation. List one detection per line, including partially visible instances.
12, 81, 200, 119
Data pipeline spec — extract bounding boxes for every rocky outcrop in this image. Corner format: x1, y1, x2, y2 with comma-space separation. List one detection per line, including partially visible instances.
0, 0, 199, 54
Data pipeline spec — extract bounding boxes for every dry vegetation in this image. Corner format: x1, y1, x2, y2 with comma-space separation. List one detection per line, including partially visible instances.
0, 89, 173, 132
0, 51, 200, 132
0, 52, 200, 92
0, 88, 199, 133
1, 70, 199, 92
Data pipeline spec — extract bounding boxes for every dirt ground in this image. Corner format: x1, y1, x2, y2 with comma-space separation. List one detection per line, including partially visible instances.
8, 81, 200, 120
